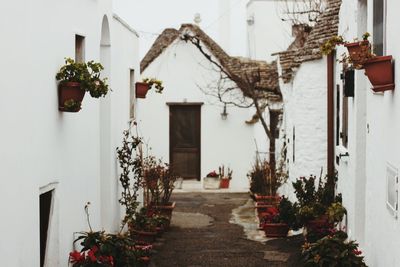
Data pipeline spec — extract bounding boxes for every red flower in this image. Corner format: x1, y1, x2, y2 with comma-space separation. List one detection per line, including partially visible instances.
69, 250, 84, 263
88, 246, 98, 262
353, 249, 362, 256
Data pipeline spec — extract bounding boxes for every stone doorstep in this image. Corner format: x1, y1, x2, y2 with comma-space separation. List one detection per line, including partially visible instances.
263, 251, 290, 262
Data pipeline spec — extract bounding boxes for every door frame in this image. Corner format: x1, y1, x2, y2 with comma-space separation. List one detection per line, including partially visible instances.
167, 102, 203, 180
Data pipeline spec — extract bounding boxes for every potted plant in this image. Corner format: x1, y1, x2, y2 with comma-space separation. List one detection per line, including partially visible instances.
219, 165, 232, 189
302, 231, 367, 267
129, 207, 159, 244
293, 175, 346, 242
248, 159, 283, 204
136, 78, 164, 98
203, 170, 221, 189
343, 32, 374, 69
142, 155, 177, 220
56, 58, 109, 112
260, 196, 300, 238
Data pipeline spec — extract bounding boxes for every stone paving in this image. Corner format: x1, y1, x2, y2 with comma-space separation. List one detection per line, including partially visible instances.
150, 193, 303, 267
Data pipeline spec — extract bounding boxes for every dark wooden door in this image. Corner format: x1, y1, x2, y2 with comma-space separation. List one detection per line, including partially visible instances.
169, 105, 201, 180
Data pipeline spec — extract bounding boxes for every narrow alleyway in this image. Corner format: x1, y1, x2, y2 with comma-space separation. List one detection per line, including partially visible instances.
151, 193, 302, 267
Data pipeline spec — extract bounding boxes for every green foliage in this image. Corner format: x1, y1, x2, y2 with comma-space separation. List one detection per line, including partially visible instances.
327, 202, 347, 224
293, 175, 341, 225
278, 196, 301, 230
302, 231, 367, 267
248, 158, 284, 196
143, 78, 164, 93
130, 207, 158, 231
64, 99, 82, 111
320, 36, 344, 55
362, 32, 370, 41
56, 58, 109, 98
116, 123, 143, 228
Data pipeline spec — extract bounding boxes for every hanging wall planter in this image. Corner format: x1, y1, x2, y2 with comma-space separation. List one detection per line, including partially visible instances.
344, 41, 371, 69
56, 58, 109, 112
135, 82, 150, 98
363, 55, 395, 92
58, 82, 85, 112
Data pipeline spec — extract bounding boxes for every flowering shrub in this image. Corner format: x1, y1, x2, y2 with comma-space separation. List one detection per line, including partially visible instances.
302, 231, 367, 267
259, 196, 301, 230
69, 246, 114, 267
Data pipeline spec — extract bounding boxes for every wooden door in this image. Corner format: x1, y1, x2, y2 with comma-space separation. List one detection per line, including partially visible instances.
169, 105, 201, 180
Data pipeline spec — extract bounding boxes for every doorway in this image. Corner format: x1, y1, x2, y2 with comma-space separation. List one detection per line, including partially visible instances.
169, 104, 201, 180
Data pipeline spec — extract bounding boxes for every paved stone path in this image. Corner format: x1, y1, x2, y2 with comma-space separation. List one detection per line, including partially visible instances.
151, 193, 303, 267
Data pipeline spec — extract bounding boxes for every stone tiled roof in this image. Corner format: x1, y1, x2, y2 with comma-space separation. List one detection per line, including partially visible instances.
141, 23, 281, 101
275, 0, 342, 83
140, 28, 180, 73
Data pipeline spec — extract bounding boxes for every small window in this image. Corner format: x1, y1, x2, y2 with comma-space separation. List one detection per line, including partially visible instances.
40, 190, 53, 267
373, 0, 386, 56
75, 35, 85, 63
130, 70, 135, 119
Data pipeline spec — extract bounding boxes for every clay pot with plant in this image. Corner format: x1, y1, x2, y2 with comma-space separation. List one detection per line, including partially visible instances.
56, 58, 109, 112
219, 165, 232, 189
136, 78, 164, 98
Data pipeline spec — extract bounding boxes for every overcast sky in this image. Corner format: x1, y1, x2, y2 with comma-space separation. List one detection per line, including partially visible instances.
113, 0, 249, 60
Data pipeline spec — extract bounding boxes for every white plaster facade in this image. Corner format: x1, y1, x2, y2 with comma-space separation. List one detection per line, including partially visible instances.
137, 36, 256, 191
336, 0, 400, 266
0, 1, 140, 266
277, 59, 328, 201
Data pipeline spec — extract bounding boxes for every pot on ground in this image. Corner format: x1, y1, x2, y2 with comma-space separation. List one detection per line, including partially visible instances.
263, 223, 289, 238
152, 201, 176, 220
130, 229, 157, 244
220, 178, 230, 189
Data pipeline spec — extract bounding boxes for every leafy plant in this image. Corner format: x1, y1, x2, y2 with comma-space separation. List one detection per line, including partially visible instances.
129, 207, 158, 232
293, 175, 340, 225
56, 58, 109, 98
142, 78, 164, 94
64, 99, 82, 111
248, 158, 284, 196
70, 203, 150, 267
260, 196, 301, 230
116, 123, 143, 228
219, 165, 233, 180
302, 231, 367, 267
320, 36, 344, 55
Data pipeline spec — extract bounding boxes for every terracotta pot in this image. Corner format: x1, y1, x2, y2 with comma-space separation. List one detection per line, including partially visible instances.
363, 55, 395, 92
255, 202, 276, 219
263, 223, 289, 238
344, 40, 371, 69
130, 229, 157, 244
254, 194, 281, 206
135, 82, 149, 98
220, 178, 230, 188
305, 215, 333, 232
152, 202, 176, 219
58, 82, 85, 112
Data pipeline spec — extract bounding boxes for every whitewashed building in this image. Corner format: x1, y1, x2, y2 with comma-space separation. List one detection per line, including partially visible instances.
137, 24, 282, 191
335, 0, 400, 265
274, 0, 341, 199
0, 1, 140, 266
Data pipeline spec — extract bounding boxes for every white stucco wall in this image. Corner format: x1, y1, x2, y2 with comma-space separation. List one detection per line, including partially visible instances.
335, 0, 400, 266
137, 37, 256, 191
277, 59, 328, 200
246, 0, 293, 61
0, 1, 139, 266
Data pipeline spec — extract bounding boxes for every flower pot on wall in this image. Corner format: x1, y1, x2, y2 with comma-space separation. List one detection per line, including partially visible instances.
136, 82, 150, 98
344, 41, 371, 69
363, 55, 395, 92
58, 82, 85, 112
